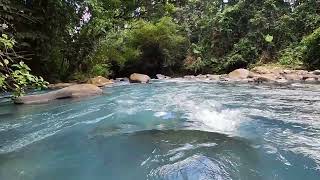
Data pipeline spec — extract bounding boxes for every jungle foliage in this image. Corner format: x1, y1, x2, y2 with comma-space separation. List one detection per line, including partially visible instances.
0, 34, 47, 97
0, 0, 320, 89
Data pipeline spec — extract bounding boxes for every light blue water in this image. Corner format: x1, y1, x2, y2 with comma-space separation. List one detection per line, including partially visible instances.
1, 80, 320, 180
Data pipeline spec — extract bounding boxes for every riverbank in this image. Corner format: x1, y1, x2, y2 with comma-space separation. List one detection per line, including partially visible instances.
2, 66, 320, 105
49, 66, 320, 87
177, 67, 320, 84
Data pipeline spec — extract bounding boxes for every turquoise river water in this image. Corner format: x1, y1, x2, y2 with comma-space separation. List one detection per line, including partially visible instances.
0, 80, 320, 180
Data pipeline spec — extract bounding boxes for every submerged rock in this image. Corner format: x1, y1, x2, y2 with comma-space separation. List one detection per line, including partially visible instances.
15, 84, 103, 104
87, 76, 113, 87
130, 73, 151, 83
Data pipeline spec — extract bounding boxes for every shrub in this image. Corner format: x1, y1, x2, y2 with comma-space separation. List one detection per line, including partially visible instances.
278, 28, 320, 70
301, 27, 320, 70
279, 45, 304, 69
223, 38, 258, 72
90, 63, 112, 77
0, 34, 48, 97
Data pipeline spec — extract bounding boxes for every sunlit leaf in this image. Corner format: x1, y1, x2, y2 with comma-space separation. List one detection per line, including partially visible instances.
265, 34, 273, 43
4, 59, 9, 65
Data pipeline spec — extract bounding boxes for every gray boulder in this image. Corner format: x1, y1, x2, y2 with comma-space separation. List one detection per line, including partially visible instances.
15, 84, 103, 104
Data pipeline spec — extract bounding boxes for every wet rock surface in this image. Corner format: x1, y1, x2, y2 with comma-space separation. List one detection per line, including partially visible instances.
15, 84, 103, 104
87, 76, 113, 87
129, 73, 151, 83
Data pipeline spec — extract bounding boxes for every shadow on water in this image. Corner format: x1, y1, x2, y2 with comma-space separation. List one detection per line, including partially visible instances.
91, 129, 261, 180
0, 129, 260, 180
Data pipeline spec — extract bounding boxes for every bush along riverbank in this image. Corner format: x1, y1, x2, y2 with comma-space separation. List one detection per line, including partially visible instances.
1, 1, 320, 84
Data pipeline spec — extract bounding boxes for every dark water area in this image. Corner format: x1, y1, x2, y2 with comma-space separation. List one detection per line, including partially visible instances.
1, 80, 320, 180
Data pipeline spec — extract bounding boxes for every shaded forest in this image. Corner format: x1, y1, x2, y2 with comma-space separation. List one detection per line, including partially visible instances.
0, 0, 320, 94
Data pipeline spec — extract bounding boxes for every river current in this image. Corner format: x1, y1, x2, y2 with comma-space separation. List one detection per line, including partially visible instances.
0, 80, 320, 180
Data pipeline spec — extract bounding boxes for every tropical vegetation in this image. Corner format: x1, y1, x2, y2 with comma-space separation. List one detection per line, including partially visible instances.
0, 0, 319, 95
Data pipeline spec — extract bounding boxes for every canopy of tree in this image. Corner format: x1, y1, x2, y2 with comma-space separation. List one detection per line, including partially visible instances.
0, 0, 320, 92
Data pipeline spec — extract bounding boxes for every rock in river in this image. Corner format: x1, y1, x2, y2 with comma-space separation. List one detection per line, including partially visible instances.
15, 84, 103, 104
129, 73, 151, 83
228, 69, 251, 80
87, 76, 113, 87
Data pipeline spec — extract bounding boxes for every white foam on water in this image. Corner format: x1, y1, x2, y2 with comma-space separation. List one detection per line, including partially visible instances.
168, 94, 244, 135
154, 112, 168, 117
82, 113, 114, 124
131, 88, 247, 135
188, 108, 242, 134
150, 154, 230, 180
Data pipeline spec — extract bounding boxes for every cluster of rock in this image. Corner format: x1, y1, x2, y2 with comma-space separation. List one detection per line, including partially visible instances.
15, 73, 151, 104
48, 76, 113, 89
15, 68, 320, 104
16, 76, 114, 104
182, 67, 320, 84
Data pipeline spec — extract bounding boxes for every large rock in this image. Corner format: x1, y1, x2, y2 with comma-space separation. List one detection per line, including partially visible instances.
48, 83, 77, 89
62, 84, 103, 98
15, 84, 103, 104
87, 76, 113, 87
129, 73, 151, 83
228, 69, 251, 80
